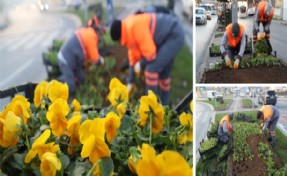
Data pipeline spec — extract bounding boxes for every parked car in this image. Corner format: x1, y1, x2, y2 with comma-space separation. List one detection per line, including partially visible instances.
181, 0, 193, 22
67, 0, 82, 10
258, 90, 277, 105
196, 7, 207, 25
207, 90, 223, 102
37, 0, 49, 11
247, 7, 256, 16
200, 3, 217, 15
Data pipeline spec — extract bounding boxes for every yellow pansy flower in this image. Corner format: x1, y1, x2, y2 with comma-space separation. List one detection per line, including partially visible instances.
108, 78, 129, 106
9, 95, 31, 124
40, 152, 62, 176
104, 112, 120, 143
25, 129, 51, 163
108, 78, 128, 117
178, 112, 193, 144
72, 99, 81, 112
79, 118, 110, 163
116, 103, 127, 119
135, 144, 192, 176
47, 80, 69, 103
66, 113, 81, 154
0, 111, 21, 147
34, 81, 48, 108
157, 151, 192, 176
46, 99, 69, 136
138, 91, 165, 134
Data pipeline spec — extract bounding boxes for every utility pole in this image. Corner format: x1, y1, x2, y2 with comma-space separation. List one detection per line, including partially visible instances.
232, 0, 238, 23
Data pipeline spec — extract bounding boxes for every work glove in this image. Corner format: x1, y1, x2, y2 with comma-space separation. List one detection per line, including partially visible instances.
260, 123, 264, 129
99, 56, 105, 66
259, 130, 263, 134
127, 83, 134, 95
134, 61, 141, 76
224, 54, 231, 67
233, 59, 240, 70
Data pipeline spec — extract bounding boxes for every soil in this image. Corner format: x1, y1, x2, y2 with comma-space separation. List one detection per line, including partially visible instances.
203, 66, 287, 83
227, 135, 282, 176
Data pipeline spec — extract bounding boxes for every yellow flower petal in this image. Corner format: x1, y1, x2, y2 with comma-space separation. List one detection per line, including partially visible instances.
190, 100, 193, 112
81, 135, 95, 158
25, 150, 37, 163
40, 152, 61, 176
47, 80, 69, 103
104, 112, 120, 143
34, 81, 48, 108
5, 111, 20, 132
32, 129, 51, 148
138, 143, 156, 160
72, 99, 81, 112
158, 151, 192, 176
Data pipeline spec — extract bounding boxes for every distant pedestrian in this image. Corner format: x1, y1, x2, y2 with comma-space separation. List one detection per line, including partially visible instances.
110, 13, 184, 105
220, 22, 246, 69
257, 105, 280, 147
218, 113, 234, 144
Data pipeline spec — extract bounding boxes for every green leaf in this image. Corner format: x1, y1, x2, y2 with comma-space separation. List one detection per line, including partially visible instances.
59, 154, 70, 170
99, 157, 114, 176
0, 146, 18, 166
72, 165, 86, 176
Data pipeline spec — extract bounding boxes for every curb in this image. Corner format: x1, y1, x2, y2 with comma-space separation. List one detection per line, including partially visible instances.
197, 18, 219, 83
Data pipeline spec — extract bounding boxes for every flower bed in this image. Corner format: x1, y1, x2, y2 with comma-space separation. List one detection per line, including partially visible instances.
0, 78, 192, 176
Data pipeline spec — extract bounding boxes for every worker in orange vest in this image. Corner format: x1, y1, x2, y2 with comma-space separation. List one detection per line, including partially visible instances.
218, 113, 234, 144
110, 13, 184, 105
253, 1, 274, 44
58, 26, 105, 98
220, 22, 246, 69
257, 105, 280, 147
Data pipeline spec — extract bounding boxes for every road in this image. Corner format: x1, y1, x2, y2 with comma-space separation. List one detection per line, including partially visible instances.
238, 16, 287, 61
195, 16, 217, 82
0, 7, 79, 91
272, 99, 287, 136
196, 101, 215, 162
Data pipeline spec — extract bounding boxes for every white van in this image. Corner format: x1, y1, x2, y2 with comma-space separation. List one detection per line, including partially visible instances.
181, 0, 193, 22
207, 91, 223, 101
199, 3, 216, 15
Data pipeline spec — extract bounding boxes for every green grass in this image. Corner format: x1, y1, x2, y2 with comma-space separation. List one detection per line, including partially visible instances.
170, 44, 193, 106
215, 111, 287, 165
241, 99, 254, 107
214, 32, 224, 38
200, 99, 232, 111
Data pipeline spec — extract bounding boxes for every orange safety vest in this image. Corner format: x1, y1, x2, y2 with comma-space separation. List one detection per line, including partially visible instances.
220, 115, 233, 132
226, 23, 245, 48
260, 105, 273, 122
258, 1, 274, 23
121, 13, 157, 66
75, 27, 99, 66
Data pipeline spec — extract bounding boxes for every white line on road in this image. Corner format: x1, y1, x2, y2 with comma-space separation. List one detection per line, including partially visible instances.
0, 58, 35, 88
24, 32, 47, 49
8, 33, 35, 51
41, 30, 60, 47
0, 37, 19, 51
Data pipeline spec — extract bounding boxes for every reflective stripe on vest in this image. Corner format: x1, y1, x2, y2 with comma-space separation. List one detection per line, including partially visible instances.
226, 23, 245, 48
258, 1, 274, 22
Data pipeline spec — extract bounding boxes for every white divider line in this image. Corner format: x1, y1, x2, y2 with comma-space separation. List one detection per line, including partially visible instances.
24, 32, 47, 49
8, 33, 35, 51
41, 30, 60, 47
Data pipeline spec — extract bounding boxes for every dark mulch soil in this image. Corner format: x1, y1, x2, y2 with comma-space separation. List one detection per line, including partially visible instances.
227, 135, 282, 176
203, 66, 287, 83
